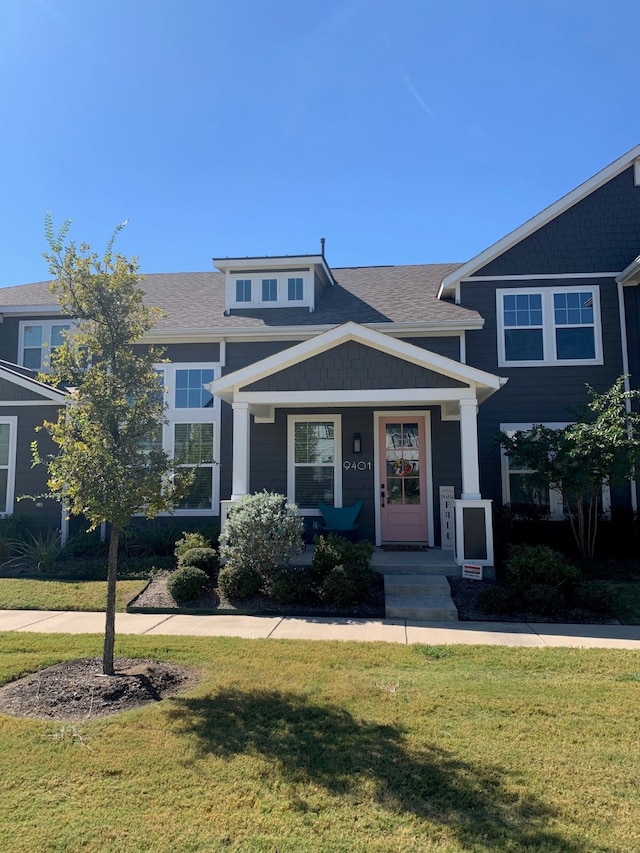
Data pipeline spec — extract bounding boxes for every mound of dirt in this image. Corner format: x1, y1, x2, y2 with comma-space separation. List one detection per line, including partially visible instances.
0, 658, 200, 722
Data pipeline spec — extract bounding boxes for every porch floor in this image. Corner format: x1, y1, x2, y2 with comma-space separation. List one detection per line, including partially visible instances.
296, 546, 458, 576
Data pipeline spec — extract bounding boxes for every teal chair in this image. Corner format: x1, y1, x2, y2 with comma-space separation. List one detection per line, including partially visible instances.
317, 500, 362, 540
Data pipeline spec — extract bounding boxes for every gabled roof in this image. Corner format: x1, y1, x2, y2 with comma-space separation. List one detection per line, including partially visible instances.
0, 360, 68, 403
439, 144, 640, 297
210, 321, 507, 405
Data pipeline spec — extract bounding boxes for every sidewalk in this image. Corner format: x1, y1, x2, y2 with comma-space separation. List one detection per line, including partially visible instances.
2, 608, 640, 649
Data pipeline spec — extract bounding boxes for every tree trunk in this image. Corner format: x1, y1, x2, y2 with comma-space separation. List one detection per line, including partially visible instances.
102, 524, 120, 676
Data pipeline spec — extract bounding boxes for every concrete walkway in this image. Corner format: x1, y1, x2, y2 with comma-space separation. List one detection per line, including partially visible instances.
2, 609, 640, 649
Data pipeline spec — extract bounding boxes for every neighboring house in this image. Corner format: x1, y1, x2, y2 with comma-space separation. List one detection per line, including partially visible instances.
2, 145, 640, 566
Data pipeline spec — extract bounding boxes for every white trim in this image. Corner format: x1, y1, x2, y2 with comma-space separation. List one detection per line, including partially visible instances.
0, 400, 66, 407
373, 410, 434, 547
459, 330, 466, 364
237, 389, 479, 406
635, 158, 640, 187
496, 285, 603, 368
0, 416, 17, 516
18, 320, 72, 372
617, 255, 640, 286
287, 414, 342, 513
440, 144, 640, 296
0, 304, 61, 315
460, 272, 621, 282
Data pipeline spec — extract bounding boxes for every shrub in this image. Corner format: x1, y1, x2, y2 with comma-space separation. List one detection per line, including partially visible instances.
267, 565, 313, 605
177, 547, 218, 577
477, 585, 515, 616
320, 562, 374, 607
522, 583, 562, 617
570, 582, 613, 615
174, 531, 213, 562
124, 520, 181, 556
7, 530, 63, 573
218, 563, 262, 600
167, 565, 209, 603
312, 535, 374, 580
220, 491, 304, 578
505, 544, 580, 594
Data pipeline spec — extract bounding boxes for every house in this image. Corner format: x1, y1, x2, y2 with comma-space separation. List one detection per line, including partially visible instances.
2, 145, 640, 567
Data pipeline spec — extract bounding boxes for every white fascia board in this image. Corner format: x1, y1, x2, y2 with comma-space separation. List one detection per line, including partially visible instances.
210, 321, 506, 400
0, 367, 68, 403
439, 145, 640, 297
617, 255, 640, 286
0, 304, 61, 315
236, 388, 470, 406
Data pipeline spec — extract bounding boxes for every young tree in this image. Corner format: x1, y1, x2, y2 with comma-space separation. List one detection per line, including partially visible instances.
500, 377, 640, 559
36, 215, 190, 674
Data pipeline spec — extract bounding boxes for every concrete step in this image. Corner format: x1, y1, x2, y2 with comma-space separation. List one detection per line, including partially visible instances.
383, 574, 459, 621
376, 563, 456, 576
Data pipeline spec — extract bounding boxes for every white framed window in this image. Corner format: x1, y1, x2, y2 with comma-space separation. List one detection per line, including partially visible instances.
497, 286, 602, 367
236, 279, 252, 303
500, 422, 610, 520
19, 321, 72, 371
287, 415, 342, 513
0, 417, 17, 516
152, 363, 221, 515
261, 278, 278, 302
288, 277, 303, 301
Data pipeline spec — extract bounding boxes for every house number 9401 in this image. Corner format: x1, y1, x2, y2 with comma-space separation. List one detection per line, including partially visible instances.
343, 460, 372, 471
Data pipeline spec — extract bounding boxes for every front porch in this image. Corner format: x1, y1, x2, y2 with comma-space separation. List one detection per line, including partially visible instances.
296, 544, 460, 575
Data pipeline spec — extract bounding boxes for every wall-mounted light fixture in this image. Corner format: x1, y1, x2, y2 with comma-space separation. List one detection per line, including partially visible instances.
352, 432, 362, 454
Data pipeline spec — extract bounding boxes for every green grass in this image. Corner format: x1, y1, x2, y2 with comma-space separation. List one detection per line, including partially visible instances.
1, 634, 639, 852
599, 580, 640, 624
0, 579, 146, 612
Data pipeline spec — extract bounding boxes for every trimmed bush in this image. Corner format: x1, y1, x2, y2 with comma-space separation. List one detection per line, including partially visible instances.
268, 565, 313, 605
477, 585, 515, 616
177, 547, 218, 577
570, 582, 613, 615
218, 563, 262, 600
320, 562, 374, 607
522, 583, 562, 617
167, 566, 208, 603
220, 491, 304, 578
175, 531, 213, 562
505, 544, 580, 594
312, 535, 374, 580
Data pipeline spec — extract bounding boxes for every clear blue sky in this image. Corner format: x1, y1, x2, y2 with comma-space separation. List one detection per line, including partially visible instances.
1, 0, 639, 286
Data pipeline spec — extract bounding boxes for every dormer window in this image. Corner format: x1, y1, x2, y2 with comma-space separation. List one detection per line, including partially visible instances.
236, 279, 251, 303
288, 277, 303, 301
215, 253, 336, 314
262, 278, 278, 302
19, 320, 72, 371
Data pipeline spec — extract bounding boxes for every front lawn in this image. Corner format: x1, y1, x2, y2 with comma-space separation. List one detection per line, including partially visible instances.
0, 633, 639, 852
0, 579, 146, 612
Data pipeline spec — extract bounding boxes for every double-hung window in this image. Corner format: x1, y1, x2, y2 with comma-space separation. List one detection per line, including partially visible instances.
19, 321, 71, 371
236, 279, 252, 303
0, 418, 17, 516
288, 415, 342, 512
497, 287, 602, 367
287, 277, 303, 301
261, 278, 278, 302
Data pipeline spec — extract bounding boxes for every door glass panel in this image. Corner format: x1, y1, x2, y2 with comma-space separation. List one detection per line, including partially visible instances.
385, 422, 421, 506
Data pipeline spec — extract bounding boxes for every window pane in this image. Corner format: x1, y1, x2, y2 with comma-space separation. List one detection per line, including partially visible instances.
175, 369, 214, 409
51, 325, 69, 348
23, 325, 42, 347
139, 425, 163, 456
175, 423, 213, 464
288, 277, 303, 300
23, 348, 42, 370
0, 424, 9, 466
295, 467, 334, 506
262, 279, 277, 301
556, 327, 595, 360
236, 279, 251, 302
504, 328, 543, 361
509, 473, 549, 513
178, 467, 213, 509
295, 422, 334, 464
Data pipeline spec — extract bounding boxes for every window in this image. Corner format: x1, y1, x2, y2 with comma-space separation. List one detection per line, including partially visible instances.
288, 415, 342, 512
500, 422, 610, 520
145, 363, 221, 515
262, 278, 278, 302
19, 321, 71, 370
0, 418, 17, 516
236, 279, 252, 303
497, 287, 601, 367
288, 277, 303, 301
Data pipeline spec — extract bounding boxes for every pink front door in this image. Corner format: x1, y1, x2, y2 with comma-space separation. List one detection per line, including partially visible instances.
379, 417, 428, 543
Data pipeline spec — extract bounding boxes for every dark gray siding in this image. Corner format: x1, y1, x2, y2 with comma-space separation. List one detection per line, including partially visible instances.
475, 167, 640, 276
461, 278, 625, 504
244, 342, 465, 392
223, 340, 299, 374
2, 404, 62, 526
0, 315, 68, 364
624, 286, 640, 393
402, 336, 461, 360
0, 378, 48, 402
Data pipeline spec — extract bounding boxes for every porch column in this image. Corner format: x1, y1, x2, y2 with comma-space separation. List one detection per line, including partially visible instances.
231, 401, 251, 500
459, 397, 481, 500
